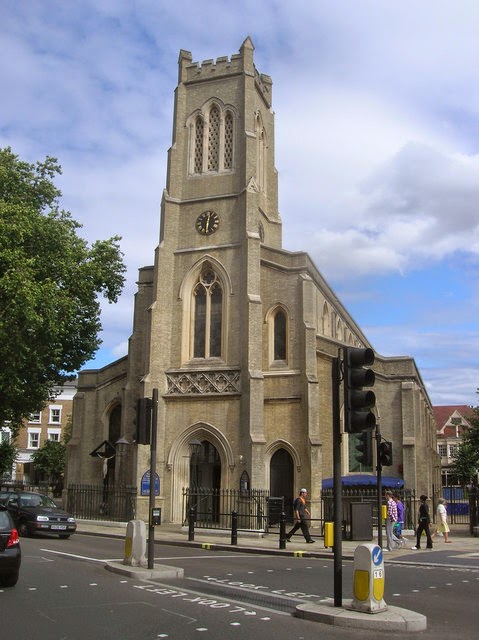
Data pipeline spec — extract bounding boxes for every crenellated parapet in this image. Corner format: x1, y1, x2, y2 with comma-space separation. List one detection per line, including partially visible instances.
178, 37, 272, 107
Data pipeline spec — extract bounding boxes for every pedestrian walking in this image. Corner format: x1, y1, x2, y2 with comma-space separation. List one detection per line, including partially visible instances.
393, 493, 407, 547
385, 490, 398, 551
432, 498, 451, 543
285, 488, 315, 543
412, 494, 433, 550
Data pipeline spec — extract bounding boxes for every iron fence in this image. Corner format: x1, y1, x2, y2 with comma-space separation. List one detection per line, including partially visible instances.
66, 483, 137, 522
182, 487, 275, 531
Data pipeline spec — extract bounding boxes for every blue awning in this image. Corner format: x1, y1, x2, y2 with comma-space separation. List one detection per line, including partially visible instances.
322, 475, 404, 490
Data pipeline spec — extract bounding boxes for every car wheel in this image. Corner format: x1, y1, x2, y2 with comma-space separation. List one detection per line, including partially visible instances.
18, 521, 30, 537
59, 534, 71, 539
1, 570, 19, 587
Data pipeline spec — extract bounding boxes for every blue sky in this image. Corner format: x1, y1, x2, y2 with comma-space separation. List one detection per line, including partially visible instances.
1, 1, 478, 406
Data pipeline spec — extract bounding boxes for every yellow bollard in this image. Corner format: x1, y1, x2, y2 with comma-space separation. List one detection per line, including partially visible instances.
324, 521, 334, 548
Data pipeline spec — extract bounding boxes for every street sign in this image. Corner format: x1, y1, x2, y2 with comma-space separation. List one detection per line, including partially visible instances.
140, 470, 160, 496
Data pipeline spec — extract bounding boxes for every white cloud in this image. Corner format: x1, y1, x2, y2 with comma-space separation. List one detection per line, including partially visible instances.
2, 1, 479, 404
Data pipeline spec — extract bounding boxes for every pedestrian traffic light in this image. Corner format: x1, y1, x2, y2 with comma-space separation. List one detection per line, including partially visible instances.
355, 429, 373, 467
136, 397, 152, 444
343, 346, 376, 433
379, 441, 393, 467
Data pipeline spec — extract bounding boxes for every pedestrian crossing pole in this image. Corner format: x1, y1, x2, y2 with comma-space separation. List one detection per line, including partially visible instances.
147, 388, 159, 570
332, 356, 342, 607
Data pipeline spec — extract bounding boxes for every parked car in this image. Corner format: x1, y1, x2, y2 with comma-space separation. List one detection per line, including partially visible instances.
0, 505, 21, 587
4, 492, 76, 539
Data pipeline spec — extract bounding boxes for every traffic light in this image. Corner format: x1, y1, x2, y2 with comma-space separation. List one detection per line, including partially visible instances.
355, 429, 373, 467
343, 346, 376, 433
136, 397, 152, 444
379, 441, 393, 466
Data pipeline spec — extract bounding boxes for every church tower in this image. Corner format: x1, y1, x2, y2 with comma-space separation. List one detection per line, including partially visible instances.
136, 37, 284, 521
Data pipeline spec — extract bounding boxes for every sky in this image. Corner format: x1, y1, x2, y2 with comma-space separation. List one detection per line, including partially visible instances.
1, 0, 478, 407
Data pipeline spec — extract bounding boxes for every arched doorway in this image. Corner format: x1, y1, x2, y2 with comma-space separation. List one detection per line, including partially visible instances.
270, 448, 294, 520
189, 439, 221, 522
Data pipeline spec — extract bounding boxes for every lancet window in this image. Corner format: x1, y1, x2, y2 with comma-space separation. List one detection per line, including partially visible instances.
189, 102, 235, 175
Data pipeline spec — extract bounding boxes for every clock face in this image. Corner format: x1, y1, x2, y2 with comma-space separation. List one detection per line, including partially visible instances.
196, 210, 219, 235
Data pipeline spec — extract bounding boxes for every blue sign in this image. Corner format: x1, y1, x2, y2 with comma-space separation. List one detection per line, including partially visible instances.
141, 470, 160, 496
372, 545, 383, 566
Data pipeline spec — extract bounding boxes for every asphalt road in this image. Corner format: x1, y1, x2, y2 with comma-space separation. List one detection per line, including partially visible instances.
1, 533, 478, 640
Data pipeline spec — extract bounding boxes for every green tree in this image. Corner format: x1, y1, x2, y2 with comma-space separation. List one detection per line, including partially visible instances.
0, 147, 126, 433
31, 439, 66, 487
450, 402, 479, 488
0, 436, 17, 478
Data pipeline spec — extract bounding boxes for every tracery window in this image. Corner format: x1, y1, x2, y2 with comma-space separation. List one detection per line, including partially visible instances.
224, 112, 234, 169
207, 106, 220, 171
194, 116, 204, 173
190, 102, 235, 175
193, 265, 223, 358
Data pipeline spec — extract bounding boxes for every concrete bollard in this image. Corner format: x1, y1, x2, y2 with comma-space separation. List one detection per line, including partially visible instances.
123, 519, 147, 567
348, 543, 387, 614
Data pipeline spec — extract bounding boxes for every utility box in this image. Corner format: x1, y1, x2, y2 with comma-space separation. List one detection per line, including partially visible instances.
267, 497, 284, 527
350, 502, 373, 540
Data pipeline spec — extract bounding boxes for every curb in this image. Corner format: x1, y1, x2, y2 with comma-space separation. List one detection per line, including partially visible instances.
296, 599, 427, 632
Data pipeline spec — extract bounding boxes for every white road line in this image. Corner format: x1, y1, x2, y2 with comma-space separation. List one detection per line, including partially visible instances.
39, 548, 113, 563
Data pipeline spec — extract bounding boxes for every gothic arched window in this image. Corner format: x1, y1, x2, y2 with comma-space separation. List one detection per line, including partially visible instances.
188, 101, 235, 175
274, 309, 287, 361
194, 116, 204, 174
193, 265, 223, 359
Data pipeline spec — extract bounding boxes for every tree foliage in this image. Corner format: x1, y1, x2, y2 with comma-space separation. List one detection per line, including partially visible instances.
31, 439, 66, 484
0, 147, 126, 432
0, 437, 17, 478
450, 401, 479, 488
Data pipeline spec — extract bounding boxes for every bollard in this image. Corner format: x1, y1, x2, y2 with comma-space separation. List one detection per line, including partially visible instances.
231, 510, 238, 545
324, 521, 334, 549
348, 543, 387, 614
279, 511, 286, 549
188, 507, 195, 541
123, 520, 147, 567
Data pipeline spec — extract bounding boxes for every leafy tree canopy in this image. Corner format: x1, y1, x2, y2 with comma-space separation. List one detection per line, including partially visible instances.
450, 400, 479, 488
0, 437, 17, 477
0, 147, 126, 433
31, 439, 66, 483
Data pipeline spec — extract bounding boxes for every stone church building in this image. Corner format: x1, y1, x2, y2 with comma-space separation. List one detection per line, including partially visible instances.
65, 38, 439, 523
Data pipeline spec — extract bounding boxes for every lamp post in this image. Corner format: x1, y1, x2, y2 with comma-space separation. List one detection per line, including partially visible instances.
189, 439, 202, 487
115, 436, 130, 488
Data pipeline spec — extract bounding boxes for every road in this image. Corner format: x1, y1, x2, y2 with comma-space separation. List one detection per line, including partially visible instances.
1, 533, 478, 639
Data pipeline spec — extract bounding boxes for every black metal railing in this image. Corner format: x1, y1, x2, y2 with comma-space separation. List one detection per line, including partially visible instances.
66, 483, 137, 522
182, 487, 274, 531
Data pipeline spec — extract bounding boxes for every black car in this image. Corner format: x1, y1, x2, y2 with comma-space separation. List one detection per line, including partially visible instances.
4, 492, 77, 539
0, 505, 21, 587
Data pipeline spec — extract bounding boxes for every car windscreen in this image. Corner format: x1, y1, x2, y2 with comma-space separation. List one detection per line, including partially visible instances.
18, 494, 57, 508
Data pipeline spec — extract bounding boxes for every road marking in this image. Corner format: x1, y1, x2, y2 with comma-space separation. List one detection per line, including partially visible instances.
39, 548, 110, 563
194, 576, 321, 599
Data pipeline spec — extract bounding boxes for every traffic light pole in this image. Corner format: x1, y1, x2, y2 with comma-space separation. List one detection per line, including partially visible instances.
332, 356, 342, 607
147, 388, 158, 570
376, 425, 383, 549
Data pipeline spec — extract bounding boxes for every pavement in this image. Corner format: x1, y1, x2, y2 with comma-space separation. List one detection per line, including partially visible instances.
76, 519, 477, 560
75, 520, 478, 633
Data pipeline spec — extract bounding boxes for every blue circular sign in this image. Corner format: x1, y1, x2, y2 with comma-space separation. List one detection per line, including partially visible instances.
372, 545, 383, 566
